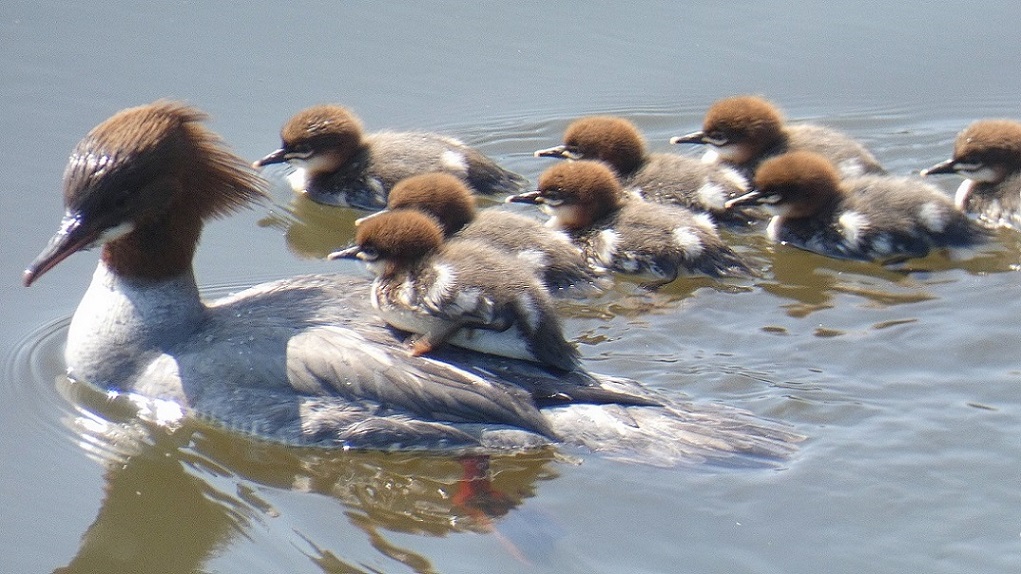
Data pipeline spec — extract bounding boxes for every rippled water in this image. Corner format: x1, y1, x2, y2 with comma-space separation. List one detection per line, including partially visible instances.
3, 2, 1021, 573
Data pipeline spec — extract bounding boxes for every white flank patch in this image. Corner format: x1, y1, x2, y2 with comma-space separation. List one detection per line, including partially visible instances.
549, 228, 574, 244
838, 211, 869, 246
836, 158, 866, 178
693, 212, 716, 231
426, 263, 456, 303
515, 248, 548, 268
594, 229, 621, 266
918, 202, 947, 233
696, 182, 727, 210
440, 150, 469, 174
720, 165, 750, 191
673, 227, 705, 258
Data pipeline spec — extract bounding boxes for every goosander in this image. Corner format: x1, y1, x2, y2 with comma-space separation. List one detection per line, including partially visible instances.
360, 172, 608, 295
508, 161, 752, 286
726, 151, 988, 261
254, 104, 527, 210
23, 101, 802, 462
330, 209, 580, 370
672, 95, 885, 179
534, 115, 756, 223
921, 119, 1021, 230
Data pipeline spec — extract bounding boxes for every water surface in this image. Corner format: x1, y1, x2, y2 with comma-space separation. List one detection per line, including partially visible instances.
2, 2, 1020, 573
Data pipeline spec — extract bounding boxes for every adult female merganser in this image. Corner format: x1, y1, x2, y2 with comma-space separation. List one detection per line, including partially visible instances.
360, 172, 607, 295
726, 151, 988, 261
23, 100, 799, 463
254, 104, 527, 210
921, 119, 1021, 230
672, 95, 885, 179
534, 115, 755, 223
330, 209, 581, 370
508, 161, 752, 286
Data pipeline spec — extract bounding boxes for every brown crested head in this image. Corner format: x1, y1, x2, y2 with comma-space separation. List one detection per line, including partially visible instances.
562, 116, 647, 176
387, 173, 476, 236
953, 119, 1021, 166
25, 100, 267, 286
279, 104, 364, 163
752, 151, 842, 218
703, 95, 786, 151
64, 100, 267, 222
354, 208, 444, 270
536, 160, 624, 228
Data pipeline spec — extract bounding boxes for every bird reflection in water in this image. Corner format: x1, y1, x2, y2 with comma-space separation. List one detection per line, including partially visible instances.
52, 376, 563, 573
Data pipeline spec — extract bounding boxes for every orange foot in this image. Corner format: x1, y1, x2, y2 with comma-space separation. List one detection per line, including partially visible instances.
409, 337, 434, 357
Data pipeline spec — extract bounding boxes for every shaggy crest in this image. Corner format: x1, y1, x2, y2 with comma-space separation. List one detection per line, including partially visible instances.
387, 173, 476, 236
563, 116, 647, 175
754, 151, 842, 217
539, 161, 623, 210
355, 209, 444, 263
279, 104, 365, 159
703, 95, 785, 147
64, 100, 267, 222
955, 119, 1021, 164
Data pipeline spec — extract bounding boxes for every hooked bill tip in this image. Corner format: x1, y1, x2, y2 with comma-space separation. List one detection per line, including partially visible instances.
22, 268, 39, 287
254, 148, 287, 168
327, 245, 361, 260
505, 191, 542, 204
670, 131, 706, 145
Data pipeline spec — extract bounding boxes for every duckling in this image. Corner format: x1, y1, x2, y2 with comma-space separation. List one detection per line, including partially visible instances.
672, 95, 885, 179
534, 115, 756, 223
509, 160, 751, 286
255, 104, 527, 209
360, 172, 608, 295
921, 119, 1021, 230
331, 209, 581, 371
727, 151, 988, 261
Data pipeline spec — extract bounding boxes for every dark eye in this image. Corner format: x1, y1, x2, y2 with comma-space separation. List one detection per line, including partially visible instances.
287, 143, 314, 158
359, 246, 379, 261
